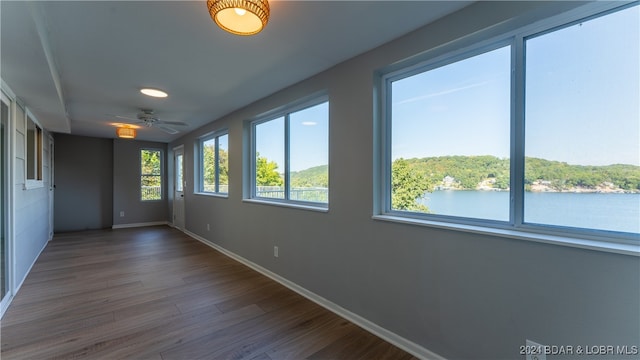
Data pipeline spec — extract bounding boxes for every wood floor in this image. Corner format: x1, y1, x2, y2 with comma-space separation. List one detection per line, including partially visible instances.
0, 226, 416, 359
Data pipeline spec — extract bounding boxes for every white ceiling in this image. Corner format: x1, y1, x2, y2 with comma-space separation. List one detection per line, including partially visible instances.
1, 1, 472, 142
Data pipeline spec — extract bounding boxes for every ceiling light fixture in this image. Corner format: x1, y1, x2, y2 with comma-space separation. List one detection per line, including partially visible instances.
116, 127, 137, 139
140, 88, 168, 98
207, 0, 270, 36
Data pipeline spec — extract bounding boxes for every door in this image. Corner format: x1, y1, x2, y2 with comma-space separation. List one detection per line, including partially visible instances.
173, 146, 185, 230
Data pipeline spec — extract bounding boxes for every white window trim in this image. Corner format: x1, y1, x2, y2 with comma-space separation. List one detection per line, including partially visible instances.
245, 93, 329, 210
24, 109, 44, 190
372, 214, 639, 256
374, 1, 640, 256
242, 198, 329, 213
196, 129, 229, 197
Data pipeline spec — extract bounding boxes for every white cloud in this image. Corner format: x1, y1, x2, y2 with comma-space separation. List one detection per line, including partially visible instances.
395, 81, 490, 106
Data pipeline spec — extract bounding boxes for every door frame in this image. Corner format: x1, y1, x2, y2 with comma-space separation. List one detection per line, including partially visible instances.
172, 145, 185, 231
1, 86, 15, 317
48, 135, 54, 240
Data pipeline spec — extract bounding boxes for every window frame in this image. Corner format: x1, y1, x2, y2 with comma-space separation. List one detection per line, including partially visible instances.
196, 129, 229, 197
140, 148, 163, 202
374, 2, 640, 254
245, 94, 329, 211
381, 41, 514, 228
24, 109, 44, 190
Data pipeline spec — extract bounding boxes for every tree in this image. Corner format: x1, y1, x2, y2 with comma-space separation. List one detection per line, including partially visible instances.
218, 148, 229, 185
202, 143, 215, 188
141, 149, 161, 187
203, 145, 229, 189
392, 158, 431, 212
256, 153, 283, 186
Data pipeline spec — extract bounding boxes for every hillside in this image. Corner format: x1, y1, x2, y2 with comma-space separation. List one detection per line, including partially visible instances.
288, 157, 640, 193
403, 156, 640, 193
290, 165, 328, 188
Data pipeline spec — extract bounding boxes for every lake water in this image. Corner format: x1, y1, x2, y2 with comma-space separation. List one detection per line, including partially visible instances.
420, 190, 640, 233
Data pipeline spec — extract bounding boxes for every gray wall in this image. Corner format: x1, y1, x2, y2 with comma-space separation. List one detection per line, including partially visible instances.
54, 133, 113, 232
53, 135, 169, 231
169, 2, 639, 359
113, 139, 168, 226
13, 104, 51, 291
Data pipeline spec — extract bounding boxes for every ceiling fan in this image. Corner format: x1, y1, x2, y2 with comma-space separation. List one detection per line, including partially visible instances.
110, 109, 187, 134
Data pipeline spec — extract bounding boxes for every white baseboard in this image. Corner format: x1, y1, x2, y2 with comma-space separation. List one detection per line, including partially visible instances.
14, 238, 47, 296
112, 221, 169, 229
2, 238, 48, 318
183, 229, 446, 360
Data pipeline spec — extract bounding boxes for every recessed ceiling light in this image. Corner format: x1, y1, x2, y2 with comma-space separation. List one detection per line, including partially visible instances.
302, 121, 317, 126
140, 88, 168, 98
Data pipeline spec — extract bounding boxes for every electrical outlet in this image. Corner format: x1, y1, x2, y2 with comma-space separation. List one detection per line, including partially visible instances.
120, 211, 125, 217
274, 246, 279, 258
207, 223, 210, 231
526, 340, 546, 360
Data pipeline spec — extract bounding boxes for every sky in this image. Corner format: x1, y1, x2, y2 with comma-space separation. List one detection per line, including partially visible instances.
392, 45, 512, 161
256, 5, 639, 171
392, 5, 639, 167
255, 102, 328, 172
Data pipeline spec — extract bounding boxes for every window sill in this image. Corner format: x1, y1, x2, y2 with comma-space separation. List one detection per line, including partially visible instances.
194, 192, 228, 199
243, 198, 329, 213
372, 214, 640, 257
24, 180, 44, 190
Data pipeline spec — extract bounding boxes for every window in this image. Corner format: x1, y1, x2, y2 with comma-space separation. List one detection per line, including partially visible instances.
389, 45, 511, 221
198, 131, 228, 195
379, 3, 639, 242
250, 98, 329, 206
524, 6, 639, 234
141, 149, 162, 201
26, 114, 43, 181
176, 152, 184, 192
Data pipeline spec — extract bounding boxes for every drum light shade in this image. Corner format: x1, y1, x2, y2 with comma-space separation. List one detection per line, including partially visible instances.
207, 0, 269, 36
116, 127, 136, 139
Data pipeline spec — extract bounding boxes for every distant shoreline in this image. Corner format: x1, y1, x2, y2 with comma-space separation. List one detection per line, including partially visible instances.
527, 181, 639, 194
433, 185, 640, 194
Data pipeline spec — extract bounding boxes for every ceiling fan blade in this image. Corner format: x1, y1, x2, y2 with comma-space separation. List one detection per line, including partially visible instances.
157, 125, 179, 135
157, 120, 187, 126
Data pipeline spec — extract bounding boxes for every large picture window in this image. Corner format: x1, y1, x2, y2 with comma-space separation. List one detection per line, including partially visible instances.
524, 6, 639, 234
199, 131, 228, 195
250, 98, 329, 206
380, 3, 639, 242
141, 149, 162, 201
390, 45, 511, 221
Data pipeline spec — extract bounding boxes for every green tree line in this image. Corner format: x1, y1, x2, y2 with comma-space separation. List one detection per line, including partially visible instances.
206, 151, 330, 188
401, 155, 640, 192
251, 154, 640, 211
524, 157, 640, 191
254, 156, 329, 188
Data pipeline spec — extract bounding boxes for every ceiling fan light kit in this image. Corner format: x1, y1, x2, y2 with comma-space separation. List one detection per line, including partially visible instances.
111, 109, 188, 136
207, 0, 270, 36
